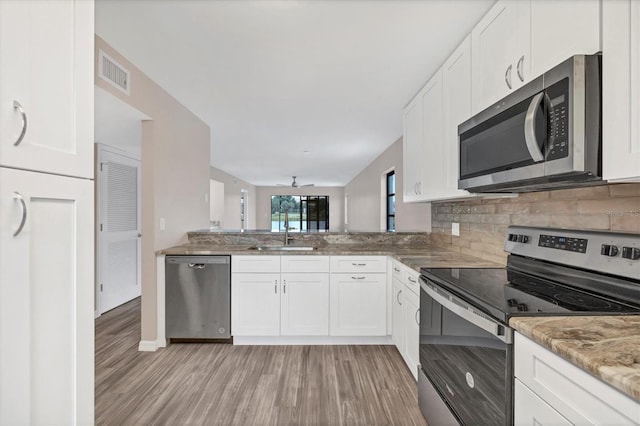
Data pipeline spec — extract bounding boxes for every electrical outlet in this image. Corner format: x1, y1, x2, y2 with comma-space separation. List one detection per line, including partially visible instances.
452, 222, 460, 236
160, 217, 166, 231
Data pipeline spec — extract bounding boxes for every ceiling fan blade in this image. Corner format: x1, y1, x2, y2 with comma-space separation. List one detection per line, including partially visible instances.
276, 183, 288, 186
301, 184, 315, 187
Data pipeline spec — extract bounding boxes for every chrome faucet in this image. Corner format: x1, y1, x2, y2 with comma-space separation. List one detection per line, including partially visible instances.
284, 212, 294, 245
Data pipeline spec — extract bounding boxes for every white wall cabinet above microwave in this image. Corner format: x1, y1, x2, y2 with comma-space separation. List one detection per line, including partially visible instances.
602, 0, 640, 183
471, 0, 601, 115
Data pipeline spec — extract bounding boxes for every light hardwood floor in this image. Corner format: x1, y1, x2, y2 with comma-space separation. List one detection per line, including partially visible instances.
95, 298, 427, 425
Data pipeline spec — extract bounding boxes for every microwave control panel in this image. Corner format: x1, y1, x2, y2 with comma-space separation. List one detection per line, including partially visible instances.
546, 78, 569, 161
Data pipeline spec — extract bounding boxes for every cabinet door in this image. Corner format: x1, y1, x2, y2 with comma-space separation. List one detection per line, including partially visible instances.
391, 278, 404, 352
403, 289, 420, 380
0, 167, 94, 425
471, 0, 530, 112
403, 97, 423, 202
281, 273, 329, 336
514, 380, 572, 426
231, 273, 280, 336
0, 0, 93, 178
603, 0, 640, 182
419, 69, 445, 200
442, 36, 475, 199
530, 0, 600, 79
330, 273, 387, 336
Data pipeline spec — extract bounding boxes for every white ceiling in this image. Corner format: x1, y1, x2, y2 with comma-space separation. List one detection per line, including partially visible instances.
95, 0, 494, 187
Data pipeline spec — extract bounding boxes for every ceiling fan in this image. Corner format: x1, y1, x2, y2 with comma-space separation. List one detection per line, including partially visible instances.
277, 176, 315, 188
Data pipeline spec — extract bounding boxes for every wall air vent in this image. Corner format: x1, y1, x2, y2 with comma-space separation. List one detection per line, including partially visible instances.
98, 50, 131, 95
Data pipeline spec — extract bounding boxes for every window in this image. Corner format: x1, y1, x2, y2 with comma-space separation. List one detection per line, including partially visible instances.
386, 171, 395, 231
271, 195, 329, 232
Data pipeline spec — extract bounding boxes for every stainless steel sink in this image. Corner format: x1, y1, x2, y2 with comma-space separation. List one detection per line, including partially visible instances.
250, 246, 317, 251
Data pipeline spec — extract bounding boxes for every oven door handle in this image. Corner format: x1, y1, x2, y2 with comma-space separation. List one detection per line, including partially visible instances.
421, 279, 512, 344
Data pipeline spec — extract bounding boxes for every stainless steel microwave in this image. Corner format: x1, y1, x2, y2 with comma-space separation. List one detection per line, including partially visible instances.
458, 55, 602, 193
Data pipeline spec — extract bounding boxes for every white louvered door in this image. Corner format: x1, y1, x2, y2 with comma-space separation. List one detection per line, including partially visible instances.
97, 146, 141, 314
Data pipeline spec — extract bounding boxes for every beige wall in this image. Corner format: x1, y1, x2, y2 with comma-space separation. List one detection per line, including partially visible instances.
95, 36, 211, 342
255, 186, 345, 232
431, 184, 640, 265
210, 166, 257, 230
344, 138, 431, 232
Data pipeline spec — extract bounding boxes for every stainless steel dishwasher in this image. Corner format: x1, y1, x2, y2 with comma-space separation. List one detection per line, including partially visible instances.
165, 255, 231, 341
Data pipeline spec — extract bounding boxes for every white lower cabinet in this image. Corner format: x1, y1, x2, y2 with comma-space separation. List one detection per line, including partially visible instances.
0, 167, 94, 425
514, 332, 640, 425
391, 277, 404, 350
402, 286, 420, 379
330, 273, 387, 335
281, 273, 329, 336
514, 379, 572, 426
231, 272, 280, 336
231, 256, 330, 337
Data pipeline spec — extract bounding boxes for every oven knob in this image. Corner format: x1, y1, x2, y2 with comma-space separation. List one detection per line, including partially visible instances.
517, 303, 528, 312
622, 246, 640, 260
508, 233, 517, 242
521, 235, 529, 243
601, 244, 619, 257
507, 298, 518, 307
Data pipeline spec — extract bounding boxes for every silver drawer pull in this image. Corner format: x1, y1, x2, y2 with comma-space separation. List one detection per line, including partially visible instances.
13, 192, 27, 237
407, 276, 417, 283
351, 263, 366, 267
351, 276, 366, 280
13, 100, 27, 146
397, 289, 402, 306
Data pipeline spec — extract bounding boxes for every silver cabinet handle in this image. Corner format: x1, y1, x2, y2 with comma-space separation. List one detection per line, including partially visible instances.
283, 279, 286, 294
13, 192, 27, 237
397, 289, 402, 306
415, 308, 420, 326
351, 276, 366, 280
137, 233, 142, 238
414, 182, 418, 195
393, 267, 400, 272
524, 92, 545, 162
275, 280, 277, 294
505, 64, 512, 89
407, 276, 417, 283
13, 101, 27, 146
516, 56, 525, 82
417, 182, 421, 195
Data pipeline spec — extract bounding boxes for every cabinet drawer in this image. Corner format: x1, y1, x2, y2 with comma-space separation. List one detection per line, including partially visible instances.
403, 269, 420, 296
391, 260, 404, 281
281, 256, 329, 273
514, 379, 572, 426
514, 333, 640, 425
330, 256, 387, 273
231, 255, 280, 273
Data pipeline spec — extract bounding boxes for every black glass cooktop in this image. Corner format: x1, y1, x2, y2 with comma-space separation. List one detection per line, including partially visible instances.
420, 266, 640, 324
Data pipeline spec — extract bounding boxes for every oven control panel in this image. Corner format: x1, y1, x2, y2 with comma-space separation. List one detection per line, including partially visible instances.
504, 226, 640, 280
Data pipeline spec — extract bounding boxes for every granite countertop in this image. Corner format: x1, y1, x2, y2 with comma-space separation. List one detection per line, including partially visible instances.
510, 316, 640, 402
158, 243, 502, 270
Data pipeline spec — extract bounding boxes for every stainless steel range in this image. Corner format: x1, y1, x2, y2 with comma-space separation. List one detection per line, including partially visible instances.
418, 226, 640, 425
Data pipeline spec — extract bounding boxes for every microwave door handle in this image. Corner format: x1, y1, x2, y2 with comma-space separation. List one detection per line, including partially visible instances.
524, 92, 545, 163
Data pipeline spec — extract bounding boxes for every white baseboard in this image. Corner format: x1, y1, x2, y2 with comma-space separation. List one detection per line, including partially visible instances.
232, 335, 393, 346
138, 340, 159, 352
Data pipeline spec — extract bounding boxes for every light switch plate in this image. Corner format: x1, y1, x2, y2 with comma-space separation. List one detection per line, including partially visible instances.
452, 222, 460, 236
160, 217, 166, 231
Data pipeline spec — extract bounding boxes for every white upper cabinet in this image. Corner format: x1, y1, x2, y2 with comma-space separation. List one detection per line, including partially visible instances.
419, 69, 445, 200
471, 0, 530, 113
442, 36, 474, 199
403, 97, 423, 202
0, 0, 94, 179
602, 0, 640, 182
529, 0, 600, 79
472, 0, 600, 114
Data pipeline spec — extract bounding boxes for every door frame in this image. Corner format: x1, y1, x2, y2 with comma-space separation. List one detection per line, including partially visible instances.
95, 143, 142, 317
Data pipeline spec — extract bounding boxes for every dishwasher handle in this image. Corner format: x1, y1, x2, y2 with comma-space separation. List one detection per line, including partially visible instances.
188, 263, 206, 269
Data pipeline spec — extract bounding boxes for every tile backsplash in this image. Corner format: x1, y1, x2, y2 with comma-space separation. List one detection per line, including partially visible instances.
430, 183, 640, 265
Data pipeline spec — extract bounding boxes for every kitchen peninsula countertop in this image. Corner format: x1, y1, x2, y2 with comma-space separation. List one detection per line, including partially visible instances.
158, 243, 502, 270
510, 316, 640, 402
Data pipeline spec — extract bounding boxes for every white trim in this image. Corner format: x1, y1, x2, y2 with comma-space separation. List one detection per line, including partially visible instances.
94, 310, 100, 319
233, 335, 393, 346
156, 255, 166, 348
138, 340, 160, 352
